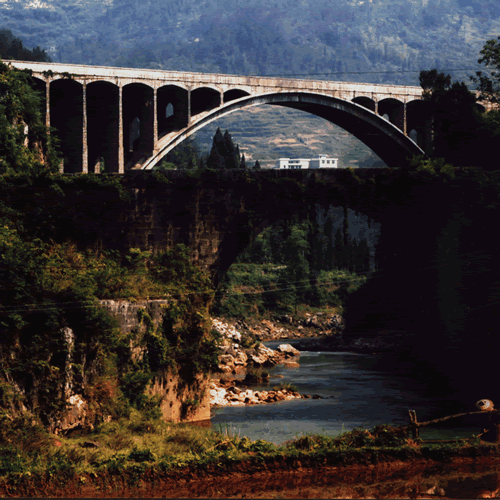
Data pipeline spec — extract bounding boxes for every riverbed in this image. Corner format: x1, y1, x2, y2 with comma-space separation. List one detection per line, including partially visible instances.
210, 339, 482, 445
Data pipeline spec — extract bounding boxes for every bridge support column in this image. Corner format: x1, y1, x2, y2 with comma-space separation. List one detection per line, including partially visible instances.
82, 82, 88, 174
403, 102, 407, 136
119, 86, 124, 174
45, 81, 50, 131
153, 88, 159, 154
187, 90, 191, 123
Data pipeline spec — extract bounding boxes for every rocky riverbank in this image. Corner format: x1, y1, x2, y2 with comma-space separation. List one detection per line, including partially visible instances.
209, 377, 325, 407
212, 318, 301, 374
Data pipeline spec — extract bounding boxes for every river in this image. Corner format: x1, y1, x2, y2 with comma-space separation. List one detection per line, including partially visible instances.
210, 339, 482, 445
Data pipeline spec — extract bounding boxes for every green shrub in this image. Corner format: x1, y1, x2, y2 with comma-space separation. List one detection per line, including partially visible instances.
127, 447, 156, 463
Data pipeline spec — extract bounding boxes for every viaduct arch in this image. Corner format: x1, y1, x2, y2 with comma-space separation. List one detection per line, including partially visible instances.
5, 61, 433, 172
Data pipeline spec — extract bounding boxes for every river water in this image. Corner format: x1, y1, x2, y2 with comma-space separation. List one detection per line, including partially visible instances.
210, 339, 482, 445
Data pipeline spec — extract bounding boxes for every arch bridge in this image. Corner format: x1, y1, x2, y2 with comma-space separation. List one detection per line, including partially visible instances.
6, 60, 432, 172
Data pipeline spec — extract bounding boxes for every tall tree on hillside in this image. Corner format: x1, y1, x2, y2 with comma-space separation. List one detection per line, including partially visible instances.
207, 127, 225, 169
420, 69, 483, 166
240, 153, 247, 169
471, 36, 500, 105
223, 130, 238, 169
253, 160, 261, 170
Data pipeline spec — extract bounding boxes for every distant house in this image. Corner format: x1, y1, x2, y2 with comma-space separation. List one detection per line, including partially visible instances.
275, 154, 339, 169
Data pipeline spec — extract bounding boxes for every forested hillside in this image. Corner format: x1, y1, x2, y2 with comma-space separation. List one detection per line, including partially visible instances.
2, 0, 499, 86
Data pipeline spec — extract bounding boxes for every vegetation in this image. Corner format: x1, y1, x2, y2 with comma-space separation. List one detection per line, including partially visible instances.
0, 29, 50, 62
0, 417, 497, 497
0, 61, 60, 174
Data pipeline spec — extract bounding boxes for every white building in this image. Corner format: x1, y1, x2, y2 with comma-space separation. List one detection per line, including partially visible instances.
275, 154, 339, 169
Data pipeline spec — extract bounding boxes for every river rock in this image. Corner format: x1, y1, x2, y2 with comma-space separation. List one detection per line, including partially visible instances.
219, 354, 235, 366
276, 344, 300, 357
275, 314, 293, 324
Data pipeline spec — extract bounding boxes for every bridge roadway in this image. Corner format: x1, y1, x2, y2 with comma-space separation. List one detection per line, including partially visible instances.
5, 60, 430, 172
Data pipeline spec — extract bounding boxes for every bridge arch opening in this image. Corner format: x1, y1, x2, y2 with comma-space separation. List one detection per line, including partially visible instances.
30, 76, 47, 126
352, 96, 376, 112
130, 117, 141, 152
50, 79, 83, 173
224, 89, 250, 103
157, 85, 188, 137
378, 98, 405, 132
191, 87, 221, 117
406, 99, 433, 154
123, 83, 154, 164
87, 81, 120, 173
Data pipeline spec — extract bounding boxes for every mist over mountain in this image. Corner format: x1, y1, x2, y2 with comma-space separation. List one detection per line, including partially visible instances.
2, 0, 498, 163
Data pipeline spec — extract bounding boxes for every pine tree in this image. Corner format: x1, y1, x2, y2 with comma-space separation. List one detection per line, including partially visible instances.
254, 160, 261, 169
223, 129, 237, 169
207, 127, 225, 169
240, 153, 247, 169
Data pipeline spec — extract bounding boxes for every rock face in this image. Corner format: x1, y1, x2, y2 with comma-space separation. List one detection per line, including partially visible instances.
51, 301, 211, 433
226, 313, 345, 342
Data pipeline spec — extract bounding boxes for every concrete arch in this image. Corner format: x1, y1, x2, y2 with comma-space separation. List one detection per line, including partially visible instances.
123, 83, 154, 165
87, 81, 120, 173
352, 96, 376, 112
378, 98, 405, 131
50, 78, 84, 172
140, 91, 425, 170
191, 87, 221, 116
157, 84, 189, 137
224, 89, 250, 103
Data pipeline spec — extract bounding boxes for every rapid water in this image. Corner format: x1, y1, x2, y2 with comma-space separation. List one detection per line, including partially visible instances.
210, 339, 482, 445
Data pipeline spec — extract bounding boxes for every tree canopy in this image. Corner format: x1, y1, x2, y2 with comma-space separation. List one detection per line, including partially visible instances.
0, 61, 60, 174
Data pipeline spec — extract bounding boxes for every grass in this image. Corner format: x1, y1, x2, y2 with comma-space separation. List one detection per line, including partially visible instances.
1, 414, 500, 497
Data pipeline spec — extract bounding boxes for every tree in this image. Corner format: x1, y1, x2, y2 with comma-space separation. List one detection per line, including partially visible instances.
207, 127, 225, 169
253, 160, 261, 170
0, 29, 51, 62
240, 153, 247, 169
471, 36, 500, 105
420, 69, 483, 166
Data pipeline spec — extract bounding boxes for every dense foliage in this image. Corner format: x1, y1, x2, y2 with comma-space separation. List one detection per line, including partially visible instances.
0, 61, 60, 174
0, 173, 219, 428
419, 67, 500, 168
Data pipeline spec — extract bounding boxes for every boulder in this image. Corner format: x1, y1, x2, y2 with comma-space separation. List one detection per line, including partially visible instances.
233, 351, 248, 365
219, 354, 235, 366
276, 344, 300, 357
275, 314, 293, 324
